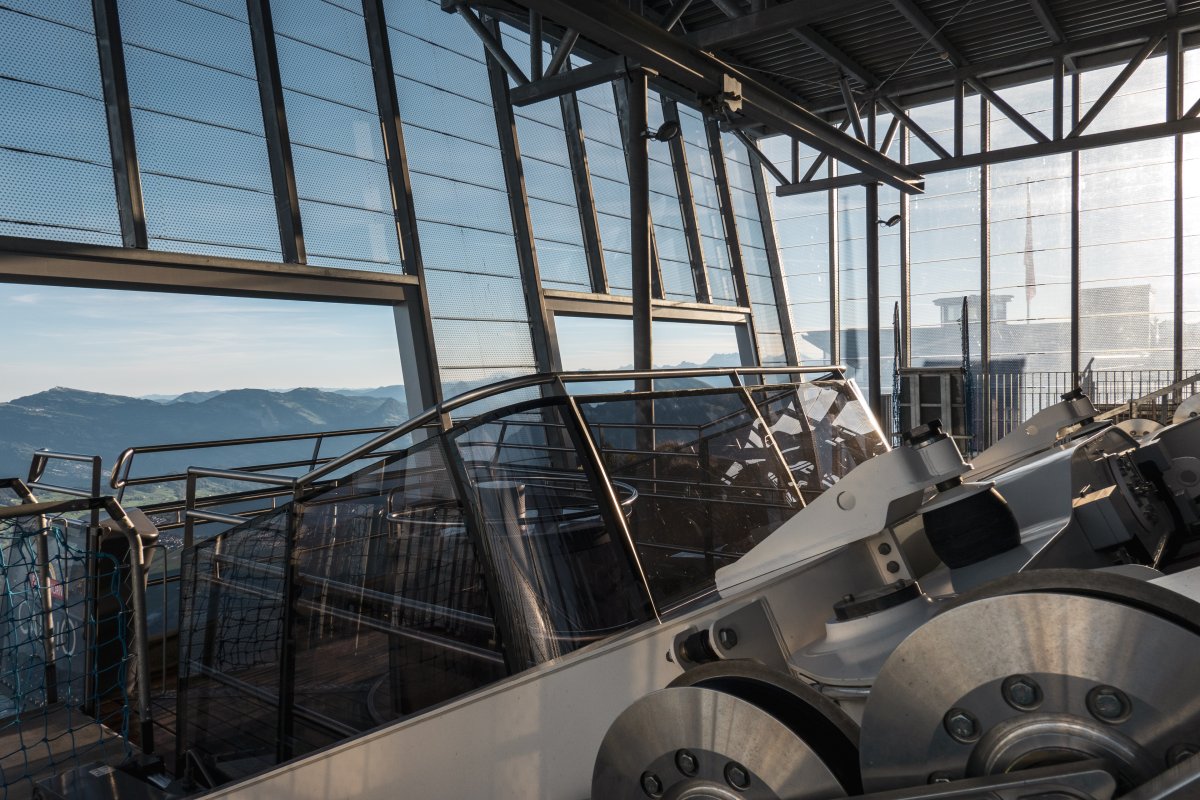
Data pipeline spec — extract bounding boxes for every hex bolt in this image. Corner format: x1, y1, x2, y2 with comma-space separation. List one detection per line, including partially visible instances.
878, 542, 893, 555
675, 749, 698, 777
886, 561, 901, 573
943, 708, 980, 743
640, 771, 663, 797
1167, 744, 1199, 766
718, 628, 738, 650
1088, 686, 1131, 723
1002, 675, 1042, 710
724, 761, 751, 790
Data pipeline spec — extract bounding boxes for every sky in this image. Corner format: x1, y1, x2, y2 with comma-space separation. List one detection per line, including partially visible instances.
0, 285, 743, 402
0, 284, 405, 401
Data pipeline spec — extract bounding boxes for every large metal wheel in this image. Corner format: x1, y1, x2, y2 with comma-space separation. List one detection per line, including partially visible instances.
859, 569, 1200, 793
592, 661, 859, 800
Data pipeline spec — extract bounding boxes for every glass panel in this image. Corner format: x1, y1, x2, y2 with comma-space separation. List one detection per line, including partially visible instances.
451, 402, 655, 664
838, 184, 869, 391
761, 136, 832, 366
722, 135, 789, 365
272, 0, 402, 273
649, 94, 696, 302
750, 379, 888, 499
178, 437, 508, 774
386, 0, 536, 392
575, 75, 634, 297
0, 4, 122, 245
988, 154, 1072, 440
120, 0, 281, 260
502, 26, 590, 292
578, 388, 798, 609
1079, 139, 1174, 380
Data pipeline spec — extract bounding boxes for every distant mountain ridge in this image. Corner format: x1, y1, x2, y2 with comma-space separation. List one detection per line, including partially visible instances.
0, 386, 409, 481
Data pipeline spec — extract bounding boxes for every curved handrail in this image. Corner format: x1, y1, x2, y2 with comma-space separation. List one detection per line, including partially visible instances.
298, 365, 843, 489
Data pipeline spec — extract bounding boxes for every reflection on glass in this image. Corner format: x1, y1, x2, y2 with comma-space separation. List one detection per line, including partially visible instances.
580, 388, 799, 609
452, 403, 654, 665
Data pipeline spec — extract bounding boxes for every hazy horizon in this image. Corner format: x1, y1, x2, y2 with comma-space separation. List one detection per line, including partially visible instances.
3, 285, 745, 402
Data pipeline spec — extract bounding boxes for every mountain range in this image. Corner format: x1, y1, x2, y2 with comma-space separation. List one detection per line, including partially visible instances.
0, 386, 410, 486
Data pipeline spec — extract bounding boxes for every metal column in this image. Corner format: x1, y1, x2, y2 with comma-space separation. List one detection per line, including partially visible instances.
707, 118, 761, 366
627, 70, 652, 372
248, 0, 305, 263
866, 182, 881, 417
91, 0, 147, 249
363, 0, 442, 412
1070, 72, 1081, 382
979, 94, 992, 447
750, 150, 800, 366
484, 15, 561, 373
663, 99, 712, 304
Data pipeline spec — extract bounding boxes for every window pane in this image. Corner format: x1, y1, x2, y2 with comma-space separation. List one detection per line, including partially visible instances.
272, 0, 402, 273
0, 4, 122, 245
120, 0, 281, 260
386, 0, 535, 392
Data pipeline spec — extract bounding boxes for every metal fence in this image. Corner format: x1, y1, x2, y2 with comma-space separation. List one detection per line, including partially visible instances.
0, 513, 130, 797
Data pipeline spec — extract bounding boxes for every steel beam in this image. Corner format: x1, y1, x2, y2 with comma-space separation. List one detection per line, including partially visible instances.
529, 9, 543, 79
543, 290, 753, 324
866, 181, 881, 417
888, 0, 965, 67
777, 115, 1200, 194
248, 0, 306, 263
795, 25, 878, 89
1026, 0, 1065, 44
686, 0, 876, 50
510, 56, 633, 106
1068, 35, 1164, 138
457, 3, 530, 85
0, 235, 414, 303
877, 96, 952, 160
827, 158, 840, 366
662, 100, 712, 304
800, 118, 851, 183
1070, 73, 1080, 380
613, 79, 665, 300
501, 0, 924, 193
662, 0, 693, 32
967, 76, 1050, 144
91, 0, 147, 250
364, 0, 442, 409
543, 28, 579, 77
708, 119, 758, 348
840, 78, 866, 140
827, 12, 1200, 115
979, 94, 991, 446
727, 125, 788, 185
749, 149, 800, 366
559, 82, 608, 294
485, 16, 561, 372
628, 70, 653, 371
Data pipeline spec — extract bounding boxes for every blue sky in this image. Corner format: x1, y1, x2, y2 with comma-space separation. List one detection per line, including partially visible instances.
0, 284, 404, 400
0, 285, 742, 401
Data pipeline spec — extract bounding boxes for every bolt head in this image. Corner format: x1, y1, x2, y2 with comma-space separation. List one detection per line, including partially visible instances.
675, 749, 698, 776
640, 771, 663, 797
1088, 686, 1131, 723
1168, 744, 1199, 766
943, 708, 980, 743
1003, 675, 1042, 710
718, 627, 738, 650
724, 761, 751, 790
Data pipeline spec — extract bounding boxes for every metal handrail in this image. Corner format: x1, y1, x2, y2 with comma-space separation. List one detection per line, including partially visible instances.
109, 423, 427, 499
27, 450, 103, 501
0, 495, 156, 755
298, 365, 843, 490
183, 467, 301, 549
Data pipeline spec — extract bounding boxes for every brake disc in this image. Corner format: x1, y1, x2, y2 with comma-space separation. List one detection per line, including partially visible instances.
859, 570, 1200, 793
593, 661, 859, 800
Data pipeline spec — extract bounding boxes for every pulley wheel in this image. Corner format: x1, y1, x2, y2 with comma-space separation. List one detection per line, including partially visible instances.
593, 672, 853, 800
1117, 418, 1165, 441
859, 569, 1200, 793
1173, 394, 1200, 425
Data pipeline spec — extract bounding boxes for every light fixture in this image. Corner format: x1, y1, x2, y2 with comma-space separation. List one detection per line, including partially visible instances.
878, 214, 902, 227
644, 120, 681, 142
